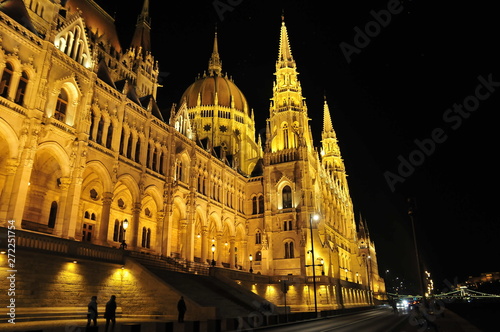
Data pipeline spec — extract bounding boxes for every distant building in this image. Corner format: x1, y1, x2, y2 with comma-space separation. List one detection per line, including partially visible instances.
0, 0, 385, 312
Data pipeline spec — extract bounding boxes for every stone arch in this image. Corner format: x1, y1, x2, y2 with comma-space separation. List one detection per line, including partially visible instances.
22, 141, 70, 230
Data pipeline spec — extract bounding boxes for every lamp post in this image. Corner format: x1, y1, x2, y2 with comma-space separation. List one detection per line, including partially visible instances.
211, 244, 216, 267
309, 214, 319, 316
120, 219, 129, 249
408, 198, 425, 303
249, 254, 253, 273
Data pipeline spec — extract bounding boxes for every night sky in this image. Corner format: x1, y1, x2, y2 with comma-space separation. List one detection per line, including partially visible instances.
97, 0, 499, 292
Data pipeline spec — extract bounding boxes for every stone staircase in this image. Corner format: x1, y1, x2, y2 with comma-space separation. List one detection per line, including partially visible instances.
133, 256, 267, 319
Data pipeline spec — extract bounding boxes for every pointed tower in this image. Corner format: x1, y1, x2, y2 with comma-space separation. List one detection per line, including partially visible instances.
321, 99, 349, 194
267, 17, 314, 154
121, 0, 159, 99
130, 0, 152, 55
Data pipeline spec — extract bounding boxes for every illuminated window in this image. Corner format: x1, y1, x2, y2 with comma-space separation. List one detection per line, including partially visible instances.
284, 241, 295, 259
255, 251, 262, 261
0, 63, 13, 98
54, 89, 68, 122
255, 230, 262, 244
15, 71, 29, 105
282, 185, 292, 209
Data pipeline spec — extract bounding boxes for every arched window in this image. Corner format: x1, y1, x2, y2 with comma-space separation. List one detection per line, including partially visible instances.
176, 161, 183, 182
152, 146, 158, 171
252, 196, 258, 214
0, 62, 13, 98
255, 230, 262, 244
258, 195, 264, 213
106, 122, 113, 149
158, 151, 164, 174
119, 130, 125, 155
284, 241, 295, 259
89, 111, 96, 141
255, 251, 262, 261
15, 71, 29, 105
146, 228, 151, 248
142, 227, 147, 247
127, 133, 133, 159
283, 123, 289, 149
96, 117, 104, 144
113, 220, 119, 242
48, 201, 58, 228
282, 185, 292, 209
135, 137, 141, 162
54, 89, 68, 122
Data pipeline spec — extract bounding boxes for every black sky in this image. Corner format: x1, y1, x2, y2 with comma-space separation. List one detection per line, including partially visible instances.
97, 0, 499, 292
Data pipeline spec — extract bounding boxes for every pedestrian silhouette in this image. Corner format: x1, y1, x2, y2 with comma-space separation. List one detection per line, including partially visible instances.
177, 296, 187, 323
104, 295, 117, 331
86, 296, 98, 327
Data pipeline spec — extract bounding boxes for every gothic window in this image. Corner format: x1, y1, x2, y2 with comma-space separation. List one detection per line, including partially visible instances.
152, 146, 158, 171
89, 111, 96, 141
147, 228, 151, 248
255, 230, 262, 244
158, 151, 164, 174
15, 71, 29, 105
135, 137, 141, 162
283, 123, 289, 149
176, 161, 183, 182
113, 220, 119, 242
119, 130, 125, 155
142, 227, 147, 247
0, 62, 13, 98
252, 197, 258, 214
282, 185, 292, 209
284, 241, 295, 259
96, 117, 104, 144
141, 227, 152, 248
48, 201, 58, 228
106, 122, 113, 149
54, 89, 68, 122
255, 251, 262, 261
258, 195, 264, 213
127, 133, 133, 159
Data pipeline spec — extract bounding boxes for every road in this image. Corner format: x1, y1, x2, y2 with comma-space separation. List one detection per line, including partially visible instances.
252, 306, 407, 332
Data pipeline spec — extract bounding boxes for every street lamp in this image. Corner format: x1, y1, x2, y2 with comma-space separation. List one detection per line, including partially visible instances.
211, 244, 216, 267
309, 213, 319, 316
249, 254, 253, 273
120, 219, 129, 249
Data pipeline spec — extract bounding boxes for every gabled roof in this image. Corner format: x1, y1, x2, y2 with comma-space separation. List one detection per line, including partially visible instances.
0, 0, 39, 35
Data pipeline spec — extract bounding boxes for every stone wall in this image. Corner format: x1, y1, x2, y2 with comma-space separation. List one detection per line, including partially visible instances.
0, 249, 216, 321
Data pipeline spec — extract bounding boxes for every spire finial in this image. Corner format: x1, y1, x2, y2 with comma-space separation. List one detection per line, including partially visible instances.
208, 26, 222, 76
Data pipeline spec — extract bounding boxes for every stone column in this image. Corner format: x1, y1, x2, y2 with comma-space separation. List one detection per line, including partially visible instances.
200, 227, 208, 264
97, 192, 113, 245
216, 232, 223, 267
53, 177, 71, 237
0, 159, 19, 226
229, 236, 236, 269
155, 211, 165, 254
131, 203, 141, 248
62, 176, 83, 239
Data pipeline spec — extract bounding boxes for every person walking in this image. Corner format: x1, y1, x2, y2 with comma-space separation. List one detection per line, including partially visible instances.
86, 296, 98, 328
177, 296, 187, 323
104, 295, 117, 331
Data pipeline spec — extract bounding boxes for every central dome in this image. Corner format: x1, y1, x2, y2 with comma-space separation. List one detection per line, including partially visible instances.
180, 74, 249, 114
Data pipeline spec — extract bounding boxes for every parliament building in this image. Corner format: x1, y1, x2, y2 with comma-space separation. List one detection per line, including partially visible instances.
0, 0, 385, 319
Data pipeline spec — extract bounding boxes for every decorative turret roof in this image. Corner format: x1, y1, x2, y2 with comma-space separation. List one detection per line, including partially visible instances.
130, 0, 151, 55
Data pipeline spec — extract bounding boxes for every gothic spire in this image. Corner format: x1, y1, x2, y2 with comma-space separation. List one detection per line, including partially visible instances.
277, 17, 295, 69
130, 0, 151, 55
208, 27, 222, 76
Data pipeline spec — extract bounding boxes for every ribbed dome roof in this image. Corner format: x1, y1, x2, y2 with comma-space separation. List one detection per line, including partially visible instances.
179, 30, 249, 115
180, 74, 249, 114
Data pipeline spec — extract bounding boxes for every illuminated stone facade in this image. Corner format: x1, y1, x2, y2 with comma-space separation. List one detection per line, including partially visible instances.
0, 0, 384, 311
